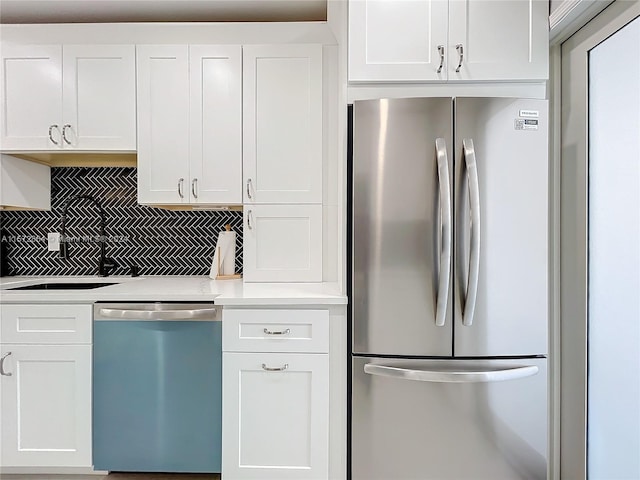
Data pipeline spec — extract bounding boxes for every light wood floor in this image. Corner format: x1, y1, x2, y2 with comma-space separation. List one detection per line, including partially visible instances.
0, 474, 220, 480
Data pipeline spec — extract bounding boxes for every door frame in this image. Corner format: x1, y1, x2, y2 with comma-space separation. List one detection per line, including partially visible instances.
559, 1, 640, 478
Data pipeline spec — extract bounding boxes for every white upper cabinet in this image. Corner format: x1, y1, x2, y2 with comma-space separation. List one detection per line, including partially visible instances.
0, 44, 136, 151
349, 0, 448, 82
137, 45, 190, 204
0, 45, 62, 150
62, 45, 136, 150
447, 0, 549, 81
243, 45, 323, 204
190, 45, 242, 204
137, 44, 242, 205
348, 0, 549, 82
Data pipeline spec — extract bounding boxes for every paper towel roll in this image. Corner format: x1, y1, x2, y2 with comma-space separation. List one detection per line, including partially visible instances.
209, 226, 237, 279
219, 230, 236, 275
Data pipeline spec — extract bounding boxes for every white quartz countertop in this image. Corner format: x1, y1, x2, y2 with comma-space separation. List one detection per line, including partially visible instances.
0, 276, 348, 305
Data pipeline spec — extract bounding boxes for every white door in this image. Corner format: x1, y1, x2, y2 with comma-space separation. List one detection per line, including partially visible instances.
0, 45, 63, 150
243, 205, 323, 282
348, 0, 449, 82
448, 0, 549, 81
0, 345, 92, 467
62, 45, 136, 151
243, 45, 322, 204
137, 45, 190, 204
190, 45, 242, 204
222, 352, 329, 480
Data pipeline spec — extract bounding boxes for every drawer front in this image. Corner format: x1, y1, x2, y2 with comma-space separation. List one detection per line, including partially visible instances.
0, 304, 92, 344
223, 309, 329, 353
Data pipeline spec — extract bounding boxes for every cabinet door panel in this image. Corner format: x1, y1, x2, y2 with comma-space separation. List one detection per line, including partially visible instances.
137, 45, 190, 204
243, 205, 322, 282
243, 45, 322, 204
0, 345, 91, 467
348, 0, 449, 82
222, 352, 329, 479
0, 304, 91, 344
448, 0, 549, 81
62, 45, 136, 150
0, 45, 62, 150
190, 45, 242, 204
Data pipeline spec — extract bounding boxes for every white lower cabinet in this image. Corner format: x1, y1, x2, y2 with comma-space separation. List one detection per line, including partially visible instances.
222, 308, 330, 479
0, 344, 92, 467
0, 304, 92, 468
222, 352, 329, 479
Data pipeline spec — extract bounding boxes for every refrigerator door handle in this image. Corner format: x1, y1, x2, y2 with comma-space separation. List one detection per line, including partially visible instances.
435, 138, 452, 327
364, 363, 538, 383
462, 138, 481, 327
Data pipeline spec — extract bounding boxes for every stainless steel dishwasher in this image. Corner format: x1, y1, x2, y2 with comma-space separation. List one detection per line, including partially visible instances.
92, 303, 222, 473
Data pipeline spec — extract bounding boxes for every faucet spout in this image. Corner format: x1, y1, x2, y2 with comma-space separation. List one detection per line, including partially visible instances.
59, 194, 117, 277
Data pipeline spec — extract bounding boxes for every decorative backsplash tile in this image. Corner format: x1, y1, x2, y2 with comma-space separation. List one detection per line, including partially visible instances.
0, 167, 242, 276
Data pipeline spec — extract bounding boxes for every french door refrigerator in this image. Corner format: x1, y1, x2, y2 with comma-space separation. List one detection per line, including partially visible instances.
350, 97, 548, 480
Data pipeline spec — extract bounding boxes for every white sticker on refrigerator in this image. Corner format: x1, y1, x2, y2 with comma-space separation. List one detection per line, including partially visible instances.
515, 119, 539, 131
519, 109, 539, 118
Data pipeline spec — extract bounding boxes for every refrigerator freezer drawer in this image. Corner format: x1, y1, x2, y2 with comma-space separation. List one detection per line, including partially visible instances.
352, 356, 547, 480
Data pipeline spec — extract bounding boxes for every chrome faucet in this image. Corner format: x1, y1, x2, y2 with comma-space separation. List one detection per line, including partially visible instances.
59, 194, 117, 277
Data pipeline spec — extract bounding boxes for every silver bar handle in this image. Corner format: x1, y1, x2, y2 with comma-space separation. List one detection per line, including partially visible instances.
246, 178, 253, 200
434, 138, 452, 327
62, 124, 72, 145
462, 138, 481, 327
263, 328, 291, 335
177, 178, 184, 199
262, 363, 288, 372
97, 307, 218, 321
48, 124, 60, 145
191, 178, 198, 199
436, 45, 445, 73
364, 363, 538, 384
455, 44, 464, 73
247, 210, 253, 230
0, 352, 12, 376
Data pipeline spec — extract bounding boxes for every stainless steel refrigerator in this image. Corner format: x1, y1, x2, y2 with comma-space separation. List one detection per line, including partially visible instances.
350, 97, 548, 480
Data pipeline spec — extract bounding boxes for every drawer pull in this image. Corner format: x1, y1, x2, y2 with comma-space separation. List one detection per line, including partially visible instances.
263, 327, 291, 336
262, 363, 288, 372
0, 352, 12, 376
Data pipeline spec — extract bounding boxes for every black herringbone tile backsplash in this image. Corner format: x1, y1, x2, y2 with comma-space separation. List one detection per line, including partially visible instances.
0, 167, 242, 276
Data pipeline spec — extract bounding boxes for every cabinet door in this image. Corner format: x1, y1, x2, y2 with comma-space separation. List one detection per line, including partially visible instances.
448, 0, 549, 81
0, 45, 62, 150
62, 45, 136, 150
190, 45, 242, 204
222, 352, 329, 480
243, 205, 322, 282
137, 45, 190, 204
243, 45, 322, 204
0, 344, 91, 467
348, 0, 449, 82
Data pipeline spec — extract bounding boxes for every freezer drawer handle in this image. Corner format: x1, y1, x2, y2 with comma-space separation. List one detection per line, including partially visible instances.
0, 352, 12, 376
364, 363, 538, 383
262, 363, 289, 372
97, 307, 218, 321
435, 138, 452, 327
462, 138, 481, 327
263, 328, 291, 336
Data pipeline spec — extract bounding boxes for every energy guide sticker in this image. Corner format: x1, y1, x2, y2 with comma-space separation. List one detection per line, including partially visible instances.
515, 119, 539, 131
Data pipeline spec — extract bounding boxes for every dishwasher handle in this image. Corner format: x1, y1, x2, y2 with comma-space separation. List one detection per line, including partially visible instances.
96, 305, 219, 321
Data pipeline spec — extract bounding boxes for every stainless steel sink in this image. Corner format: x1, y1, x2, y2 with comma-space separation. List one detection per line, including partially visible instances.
7, 282, 119, 291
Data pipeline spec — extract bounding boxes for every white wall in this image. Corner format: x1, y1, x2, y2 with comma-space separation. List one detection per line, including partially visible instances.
588, 15, 640, 480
